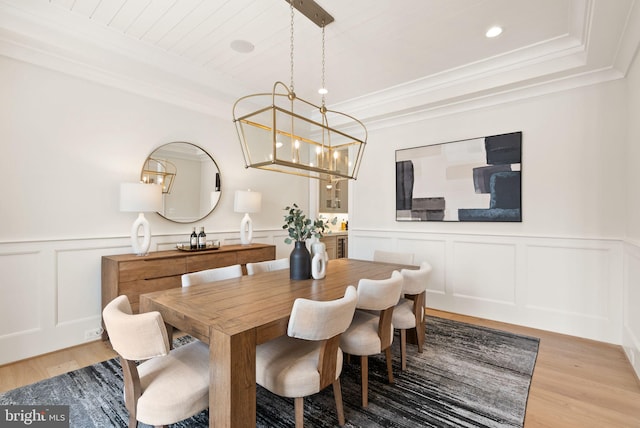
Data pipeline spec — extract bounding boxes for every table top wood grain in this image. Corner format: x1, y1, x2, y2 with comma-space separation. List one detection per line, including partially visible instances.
139, 258, 412, 428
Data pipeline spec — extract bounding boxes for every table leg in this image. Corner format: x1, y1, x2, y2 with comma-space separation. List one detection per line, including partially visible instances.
210, 328, 257, 428
165, 323, 174, 349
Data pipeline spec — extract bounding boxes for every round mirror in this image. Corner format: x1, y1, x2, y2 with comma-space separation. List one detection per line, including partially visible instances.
141, 142, 221, 223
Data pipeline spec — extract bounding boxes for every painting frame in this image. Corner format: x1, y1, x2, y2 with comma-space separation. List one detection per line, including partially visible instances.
396, 131, 522, 222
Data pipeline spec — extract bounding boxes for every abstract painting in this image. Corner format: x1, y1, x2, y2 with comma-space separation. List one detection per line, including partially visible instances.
396, 131, 522, 222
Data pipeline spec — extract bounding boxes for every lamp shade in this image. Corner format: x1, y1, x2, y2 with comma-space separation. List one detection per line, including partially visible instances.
120, 183, 162, 213
234, 190, 262, 213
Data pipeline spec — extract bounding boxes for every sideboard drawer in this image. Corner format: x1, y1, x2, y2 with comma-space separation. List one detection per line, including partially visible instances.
237, 247, 276, 265
119, 258, 186, 281
120, 276, 182, 309
187, 251, 238, 273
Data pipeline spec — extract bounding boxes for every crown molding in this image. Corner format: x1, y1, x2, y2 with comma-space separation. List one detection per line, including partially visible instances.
0, 0, 638, 126
325, 0, 639, 128
356, 66, 624, 133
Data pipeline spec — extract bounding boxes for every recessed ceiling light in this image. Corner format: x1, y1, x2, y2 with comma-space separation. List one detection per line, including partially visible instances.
318, 87, 328, 95
230, 40, 255, 53
486, 26, 503, 38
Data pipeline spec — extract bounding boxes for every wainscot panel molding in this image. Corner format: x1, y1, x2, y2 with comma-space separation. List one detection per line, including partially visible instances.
0, 229, 289, 366
623, 241, 640, 380
349, 229, 624, 345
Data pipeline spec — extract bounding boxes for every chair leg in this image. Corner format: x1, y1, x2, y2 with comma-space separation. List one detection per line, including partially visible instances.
414, 294, 426, 353
400, 329, 407, 371
333, 380, 346, 426
416, 318, 426, 353
294, 397, 304, 428
360, 355, 369, 407
385, 347, 394, 384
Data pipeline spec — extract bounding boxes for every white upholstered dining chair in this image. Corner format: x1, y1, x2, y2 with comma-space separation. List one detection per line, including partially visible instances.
181, 263, 243, 287
102, 295, 210, 428
392, 261, 432, 370
246, 257, 289, 275
255, 286, 358, 427
340, 271, 403, 407
373, 250, 414, 265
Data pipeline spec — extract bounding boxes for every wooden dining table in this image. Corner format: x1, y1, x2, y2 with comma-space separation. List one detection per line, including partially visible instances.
139, 257, 411, 428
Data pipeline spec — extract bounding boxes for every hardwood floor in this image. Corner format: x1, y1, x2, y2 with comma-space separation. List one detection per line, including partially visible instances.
1, 310, 639, 427
428, 310, 640, 428
0, 339, 116, 394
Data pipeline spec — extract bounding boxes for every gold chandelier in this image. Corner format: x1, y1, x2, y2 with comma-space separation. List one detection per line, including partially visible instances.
233, 0, 367, 182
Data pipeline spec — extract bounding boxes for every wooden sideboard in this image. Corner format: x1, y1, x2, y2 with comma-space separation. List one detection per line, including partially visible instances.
101, 243, 276, 321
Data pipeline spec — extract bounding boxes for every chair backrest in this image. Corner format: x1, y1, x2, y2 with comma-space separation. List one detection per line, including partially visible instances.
288, 286, 358, 341
246, 258, 290, 275
356, 271, 404, 311
288, 286, 358, 391
373, 250, 414, 265
102, 295, 170, 361
400, 261, 432, 295
181, 264, 243, 287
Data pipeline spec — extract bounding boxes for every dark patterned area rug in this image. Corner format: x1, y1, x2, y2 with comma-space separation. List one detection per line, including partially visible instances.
0, 316, 539, 427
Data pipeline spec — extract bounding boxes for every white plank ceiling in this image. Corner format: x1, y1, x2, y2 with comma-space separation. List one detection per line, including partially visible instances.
1, 0, 638, 119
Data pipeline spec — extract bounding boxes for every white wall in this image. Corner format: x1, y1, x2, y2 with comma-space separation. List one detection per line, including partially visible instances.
624, 46, 640, 378
0, 56, 308, 364
350, 78, 629, 346
1, 48, 639, 374
354, 82, 627, 238
0, 56, 308, 241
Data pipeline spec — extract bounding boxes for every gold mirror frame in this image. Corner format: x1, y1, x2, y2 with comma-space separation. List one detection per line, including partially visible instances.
141, 142, 221, 223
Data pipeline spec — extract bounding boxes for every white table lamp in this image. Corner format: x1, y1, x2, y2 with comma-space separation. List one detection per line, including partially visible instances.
120, 183, 163, 256
234, 190, 261, 245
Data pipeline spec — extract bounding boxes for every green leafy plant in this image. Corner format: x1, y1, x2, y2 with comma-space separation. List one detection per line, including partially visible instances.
282, 204, 336, 244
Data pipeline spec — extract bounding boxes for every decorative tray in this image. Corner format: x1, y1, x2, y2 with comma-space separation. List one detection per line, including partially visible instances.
176, 241, 220, 252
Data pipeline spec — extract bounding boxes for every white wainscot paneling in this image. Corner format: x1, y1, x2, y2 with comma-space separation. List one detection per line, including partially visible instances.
526, 245, 610, 317
350, 232, 445, 295
350, 235, 393, 261
623, 242, 640, 379
0, 251, 41, 337
523, 242, 621, 343
451, 241, 516, 304
0, 229, 289, 365
56, 247, 106, 324
350, 230, 623, 344
0, 241, 130, 365
395, 237, 446, 294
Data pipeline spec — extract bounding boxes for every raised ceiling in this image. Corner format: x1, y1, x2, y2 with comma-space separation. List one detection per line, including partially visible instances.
1, 0, 638, 123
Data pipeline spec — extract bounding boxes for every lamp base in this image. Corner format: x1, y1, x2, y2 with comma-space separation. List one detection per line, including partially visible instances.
240, 213, 253, 245
131, 212, 152, 256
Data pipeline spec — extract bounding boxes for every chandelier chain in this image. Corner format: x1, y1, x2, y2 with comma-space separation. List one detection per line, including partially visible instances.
289, 0, 295, 92
321, 22, 326, 105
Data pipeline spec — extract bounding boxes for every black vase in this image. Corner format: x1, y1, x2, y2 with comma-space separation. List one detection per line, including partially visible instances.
290, 241, 311, 280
